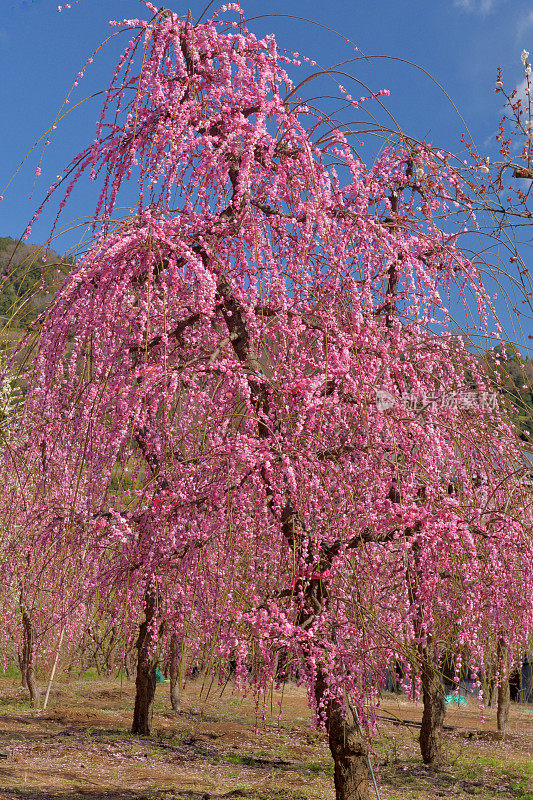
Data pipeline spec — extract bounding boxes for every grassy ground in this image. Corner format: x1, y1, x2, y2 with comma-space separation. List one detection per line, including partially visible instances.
0, 675, 532, 800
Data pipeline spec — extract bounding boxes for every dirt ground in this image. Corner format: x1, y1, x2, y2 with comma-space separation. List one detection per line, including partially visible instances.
0, 675, 532, 800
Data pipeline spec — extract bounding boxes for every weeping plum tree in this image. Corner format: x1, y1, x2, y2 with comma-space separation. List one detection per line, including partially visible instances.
5, 3, 533, 798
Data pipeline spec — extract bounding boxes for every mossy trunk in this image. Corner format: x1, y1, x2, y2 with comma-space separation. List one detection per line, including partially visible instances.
131, 588, 158, 735
497, 678, 510, 732
496, 639, 510, 733
316, 670, 370, 800
21, 609, 39, 707
419, 652, 445, 765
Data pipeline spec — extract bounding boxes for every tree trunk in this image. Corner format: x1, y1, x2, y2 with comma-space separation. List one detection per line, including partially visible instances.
169, 632, 181, 712
21, 609, 39, 707
496, 639, 510, 733
419, 651, 445, 765
18, 651, 28, 689
316, 670, 370, 800
487, 673, 496, 707
131, 587, 158, 735
220, 255, 370, 799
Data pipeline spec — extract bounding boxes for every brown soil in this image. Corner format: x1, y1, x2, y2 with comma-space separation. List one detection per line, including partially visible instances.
0, 677, 531, 800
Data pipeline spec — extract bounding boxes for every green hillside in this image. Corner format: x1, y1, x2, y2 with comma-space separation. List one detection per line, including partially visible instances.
481, 343, 533, 444
0, 236, 73, 328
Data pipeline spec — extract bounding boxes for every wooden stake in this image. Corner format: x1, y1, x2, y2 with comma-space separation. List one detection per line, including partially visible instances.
42, 627, 65, 711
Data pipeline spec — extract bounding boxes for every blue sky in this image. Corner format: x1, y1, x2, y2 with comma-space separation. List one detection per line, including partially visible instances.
1, 0, 533, 345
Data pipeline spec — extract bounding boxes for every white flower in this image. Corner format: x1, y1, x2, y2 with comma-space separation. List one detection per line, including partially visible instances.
495, 80, 503, 89
521, 49, 530, 66
415, 166, 425, 181
526, 65, 532, 76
